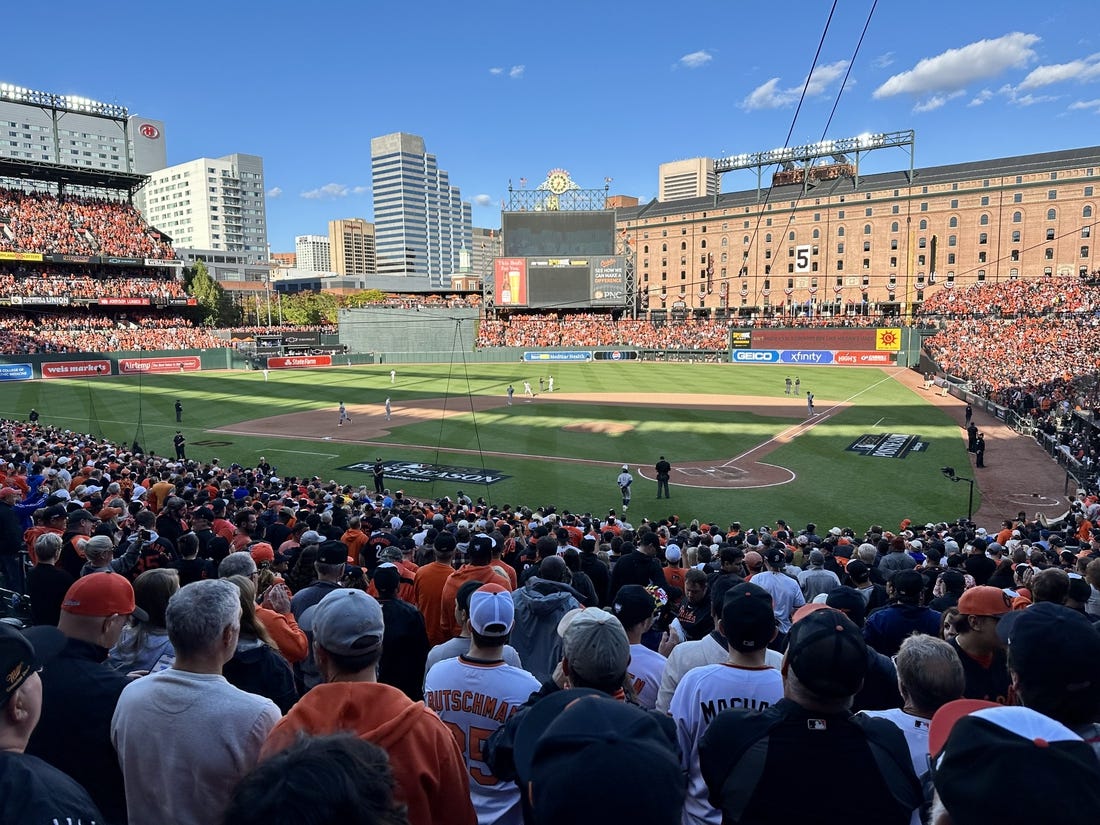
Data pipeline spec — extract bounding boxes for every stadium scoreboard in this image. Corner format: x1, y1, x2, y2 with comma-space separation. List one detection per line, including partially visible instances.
495, 209, 624, 308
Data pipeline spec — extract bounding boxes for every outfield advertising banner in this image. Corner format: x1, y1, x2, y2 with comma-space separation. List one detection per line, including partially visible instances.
41, 360, 112, 379
732, 349, 895, 366
0, 252, 43, 262
746, 327, 901, 351
523, 351, 593, 362
99, 298, 150, 306
267, 355, 332, 369
494, 258, 528, 306
118, 356, 201, 374
0, 363, 33, 381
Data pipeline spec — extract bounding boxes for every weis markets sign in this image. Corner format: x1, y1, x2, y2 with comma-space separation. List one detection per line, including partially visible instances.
42, 360, 113, 379
338, 460, 511, 486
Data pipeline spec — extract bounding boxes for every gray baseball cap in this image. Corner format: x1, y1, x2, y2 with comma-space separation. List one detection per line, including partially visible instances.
300, 589, 384, 657
559, 608, 630, 685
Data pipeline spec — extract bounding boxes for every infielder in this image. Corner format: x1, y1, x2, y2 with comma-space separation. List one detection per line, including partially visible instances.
523, 381, 533, 397
338, 401, 352, 426
617, 464, 634, 512
390, 369, 396, 384
806, 392, 815, 416
506, 384, 515, 405
547, 374, 555, 393
384, 397, 392, 421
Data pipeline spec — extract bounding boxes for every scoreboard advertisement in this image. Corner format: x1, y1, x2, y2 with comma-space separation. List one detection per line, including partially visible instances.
729, 327, 901, 366
493, 256, 626, 308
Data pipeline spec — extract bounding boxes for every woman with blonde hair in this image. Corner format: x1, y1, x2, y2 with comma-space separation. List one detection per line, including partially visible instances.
222, 574, 298, 713
108, 568, 179, 673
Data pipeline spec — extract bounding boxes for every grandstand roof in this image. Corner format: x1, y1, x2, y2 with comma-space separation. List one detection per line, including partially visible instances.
617, 144, 1100, 222
0, 156, 147, 196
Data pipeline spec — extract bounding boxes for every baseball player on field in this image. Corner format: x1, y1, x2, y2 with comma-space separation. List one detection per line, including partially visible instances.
617, 464, 633, 512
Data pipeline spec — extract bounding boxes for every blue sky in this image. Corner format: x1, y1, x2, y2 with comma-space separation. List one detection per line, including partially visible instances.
9, 1, 1100, 251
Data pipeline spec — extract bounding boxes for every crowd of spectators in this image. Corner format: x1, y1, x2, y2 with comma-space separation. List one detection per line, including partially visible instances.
0, 417, 1099, 824
0, 313, 223, 354
0, 269, 186, 301
921, 276, 1100, 318
478, 313, 730, 350
0, 188, 173, 259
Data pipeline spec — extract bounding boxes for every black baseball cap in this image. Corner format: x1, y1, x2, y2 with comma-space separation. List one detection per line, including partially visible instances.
786, 608, 867, 698
611, 585, 658, 628
0, 624, 65, 707
998, 602, 1100, 703
824, 586, 868, 628
316, 540, 349, 565
721, 583, 777, 652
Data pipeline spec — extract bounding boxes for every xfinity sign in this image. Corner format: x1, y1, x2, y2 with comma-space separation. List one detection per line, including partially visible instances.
779, 350, 834, 365
733, 349, 779, 363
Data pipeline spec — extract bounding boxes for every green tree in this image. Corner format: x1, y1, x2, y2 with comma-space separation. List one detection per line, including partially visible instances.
280, 291, 338, 325
183, 261, 237, 326
340, 289, 388, 308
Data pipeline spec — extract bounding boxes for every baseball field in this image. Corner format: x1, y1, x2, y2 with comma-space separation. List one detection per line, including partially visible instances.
1, 361, 993, 526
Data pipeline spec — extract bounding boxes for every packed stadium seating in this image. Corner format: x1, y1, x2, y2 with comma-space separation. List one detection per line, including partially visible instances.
0, 188, 173, 258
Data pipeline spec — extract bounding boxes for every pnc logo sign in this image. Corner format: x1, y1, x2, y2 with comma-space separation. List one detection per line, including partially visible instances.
733, 350, 779, 363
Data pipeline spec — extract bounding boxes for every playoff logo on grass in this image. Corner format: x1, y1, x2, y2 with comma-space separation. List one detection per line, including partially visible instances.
846, 433, 927, 459
338, 460, 511, 485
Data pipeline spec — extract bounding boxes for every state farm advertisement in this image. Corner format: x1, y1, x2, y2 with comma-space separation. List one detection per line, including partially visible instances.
267, 355, 332, 369
118, 356, 201, 374
42, 360, 113, 379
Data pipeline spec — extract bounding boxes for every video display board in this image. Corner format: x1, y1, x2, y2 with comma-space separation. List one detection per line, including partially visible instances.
493, 256, 626, 308
502, 211, 616, 257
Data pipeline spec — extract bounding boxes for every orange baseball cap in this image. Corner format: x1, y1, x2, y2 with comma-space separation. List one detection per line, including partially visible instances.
249, 542, 275, 564
62, 573, 147, 620
957, 586, 1012, 617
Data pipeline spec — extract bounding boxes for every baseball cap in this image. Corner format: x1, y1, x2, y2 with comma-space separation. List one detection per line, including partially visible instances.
300, 530, 324, 546
889, 569, 925, 600
66, 509, 97, 527
721, 583, 777, 652
930, 700, 1100, 825
0, 487, 19, 499
825, 586, 868, 628
300, 589, 384, 657
664, 544, 681, 563
558, 608, 630, 686
62, 573, 148, 621
0, 624, 65, 707
469, 533, 496, 557
372, 563, 402, 593
378, 545, 403, 563
316, 540, 349, 565
997, 602, 1100, 703
249, 542, 275, 565
845, 559, 870, 582
611, 585, 658, 628
468, 583, 515, 637
786, 607, 867, 698
957, 585, 1012, 617
191, 507, 215, 522
621, 464, 629, 471
764, 547, 786, 567
528, 695, 685, 825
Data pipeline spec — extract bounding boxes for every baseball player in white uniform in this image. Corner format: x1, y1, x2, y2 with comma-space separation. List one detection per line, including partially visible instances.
424, 583, 539, 825
337, 401, 351, 426
617, 464, 633, 512
669, 582, 784, 825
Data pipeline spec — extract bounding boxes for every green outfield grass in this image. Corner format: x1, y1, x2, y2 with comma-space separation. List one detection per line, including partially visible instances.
0, 362, 978, 527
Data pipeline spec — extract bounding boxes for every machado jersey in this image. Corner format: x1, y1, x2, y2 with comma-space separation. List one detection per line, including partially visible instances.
670, 663, 784, 825
425, 656, 540, 825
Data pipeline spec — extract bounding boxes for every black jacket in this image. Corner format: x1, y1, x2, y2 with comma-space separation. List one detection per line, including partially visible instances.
607, 550, 666, 602
579, 551, 610, 606
378, 597, 430, 701
223, 640, 298, 714
25, 637, 130, 825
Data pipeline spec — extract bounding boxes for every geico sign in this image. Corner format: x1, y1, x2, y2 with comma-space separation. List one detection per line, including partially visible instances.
733, 350, 778, 362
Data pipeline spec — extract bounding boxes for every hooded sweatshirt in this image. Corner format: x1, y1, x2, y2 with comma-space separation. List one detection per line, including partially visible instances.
261, 681, 475, 825
510, 577, 583, 683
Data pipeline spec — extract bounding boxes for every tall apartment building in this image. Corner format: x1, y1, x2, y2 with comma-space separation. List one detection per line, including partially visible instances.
658, 158, 718, 202
470, 226, 501, 279
142, 154, 268, 262
370, 132, 472, 286
295, 234, 331, 272
328, 218, 376, 275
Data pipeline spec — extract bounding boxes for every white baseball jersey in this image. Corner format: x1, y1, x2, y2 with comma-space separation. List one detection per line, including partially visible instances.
425, 656, 540, 825
627, 643, 667, 710
670, 663, 784, 825
859, 707, 931, 778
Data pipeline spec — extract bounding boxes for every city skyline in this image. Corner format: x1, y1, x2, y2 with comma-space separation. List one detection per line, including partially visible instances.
6, 1, 1100, 254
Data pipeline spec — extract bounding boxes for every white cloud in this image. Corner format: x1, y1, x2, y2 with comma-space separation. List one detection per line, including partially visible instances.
1069, 98, 1100, 111
913, 90, 965, 113
678, 50, 713, 69
489, 67, 503, 75
872, 52, 894, 69
874, 32, 1039, 99
1010, 92, 1059, 106
508, 65, 525, 79
299, 183, 368, 200
741, 60, 848, 110
968, 89, 994, 106
473, 194, 493, 207
266, 186, 282, 199
1017, 54, 1100, 90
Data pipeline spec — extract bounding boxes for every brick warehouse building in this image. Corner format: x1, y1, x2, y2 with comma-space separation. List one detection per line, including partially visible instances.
616, 145, 1100, 319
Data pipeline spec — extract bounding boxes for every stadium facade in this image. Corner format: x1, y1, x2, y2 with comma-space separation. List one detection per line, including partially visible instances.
617, 145, 1100, 317
370, 132, 472, 287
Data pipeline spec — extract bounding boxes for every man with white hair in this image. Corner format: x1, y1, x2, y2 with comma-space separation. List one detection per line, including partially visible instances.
111, 579, 280, 825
